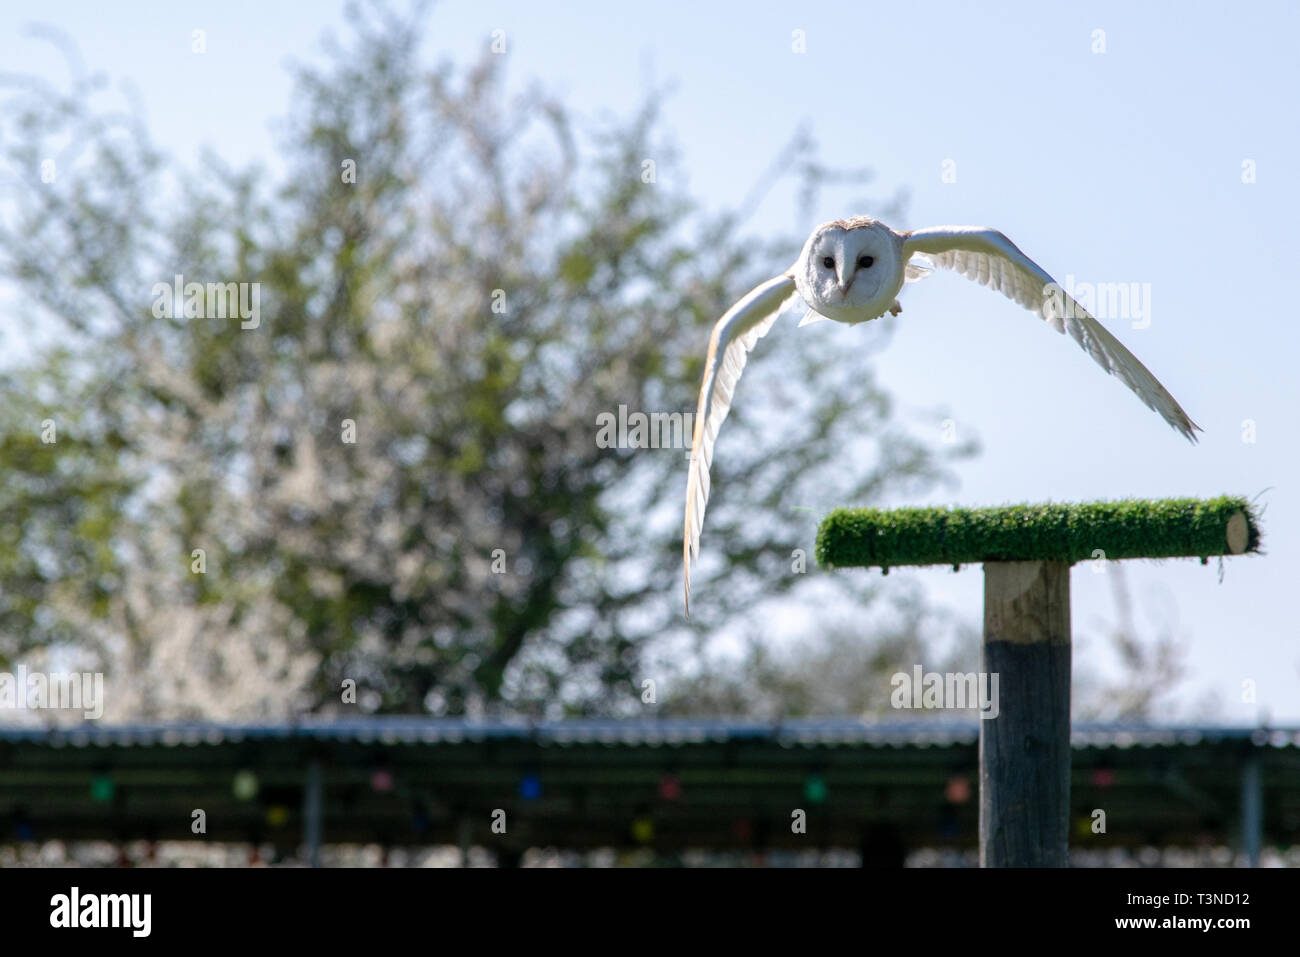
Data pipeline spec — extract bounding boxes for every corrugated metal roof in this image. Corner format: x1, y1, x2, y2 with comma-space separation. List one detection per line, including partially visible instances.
0, 718, 1295, 749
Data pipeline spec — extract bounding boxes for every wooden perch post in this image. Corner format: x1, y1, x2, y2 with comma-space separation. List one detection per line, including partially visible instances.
815, 496, 1262, 867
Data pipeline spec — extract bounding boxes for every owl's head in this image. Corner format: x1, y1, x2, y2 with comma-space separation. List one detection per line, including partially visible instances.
794, 218, 905, 323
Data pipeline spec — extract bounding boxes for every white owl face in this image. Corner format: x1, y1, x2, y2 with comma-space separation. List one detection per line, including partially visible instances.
794, 220, 904, 323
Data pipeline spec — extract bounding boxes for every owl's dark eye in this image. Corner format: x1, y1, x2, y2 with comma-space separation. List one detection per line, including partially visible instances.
821, 256, 835, 269
857, 255, 874, 269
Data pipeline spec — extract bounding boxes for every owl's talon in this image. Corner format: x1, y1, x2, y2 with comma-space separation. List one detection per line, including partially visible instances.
889, 301, 903, 316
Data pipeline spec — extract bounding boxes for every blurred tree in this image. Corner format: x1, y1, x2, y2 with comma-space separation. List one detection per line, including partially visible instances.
1072, 565, 1193, 721
0, 3, 973, 719
662, 582, 982, 719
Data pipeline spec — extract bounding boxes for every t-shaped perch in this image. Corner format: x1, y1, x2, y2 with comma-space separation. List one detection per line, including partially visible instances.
815, 496, 1262, 867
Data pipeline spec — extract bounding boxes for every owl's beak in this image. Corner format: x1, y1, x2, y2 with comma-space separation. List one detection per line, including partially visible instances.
836, 264, 854, 297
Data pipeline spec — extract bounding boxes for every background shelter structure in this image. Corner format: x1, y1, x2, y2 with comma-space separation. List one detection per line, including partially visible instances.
1, 718, 1295, 866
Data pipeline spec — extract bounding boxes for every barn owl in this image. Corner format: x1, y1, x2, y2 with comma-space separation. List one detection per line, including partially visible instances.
682, 217, 1200, 614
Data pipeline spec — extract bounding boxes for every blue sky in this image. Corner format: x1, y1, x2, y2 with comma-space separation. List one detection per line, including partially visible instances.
2, 1, 1297, 721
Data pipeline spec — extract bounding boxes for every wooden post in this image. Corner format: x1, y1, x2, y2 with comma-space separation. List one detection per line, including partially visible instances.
302, 759, 323, 868
980, 561, 1071, 867
1240, 756, 1262, 868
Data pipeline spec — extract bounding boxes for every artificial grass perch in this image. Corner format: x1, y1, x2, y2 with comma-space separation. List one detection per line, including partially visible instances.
816, 496, 1261, 572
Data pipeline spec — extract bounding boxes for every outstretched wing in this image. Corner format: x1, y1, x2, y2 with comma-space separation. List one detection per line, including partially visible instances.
901, 226, 1199, 441
684, 272, 798, 615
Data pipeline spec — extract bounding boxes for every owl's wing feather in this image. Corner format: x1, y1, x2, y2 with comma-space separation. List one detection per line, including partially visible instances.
903, 256, 934, 282
901, 226, 1200, 441
684, 271, 798, 615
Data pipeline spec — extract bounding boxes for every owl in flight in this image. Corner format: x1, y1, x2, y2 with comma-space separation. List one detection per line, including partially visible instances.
682, 217, 1200, 614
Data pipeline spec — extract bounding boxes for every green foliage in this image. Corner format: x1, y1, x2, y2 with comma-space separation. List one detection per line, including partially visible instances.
0, 364, 133, 666
816, 496, 1262, 570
